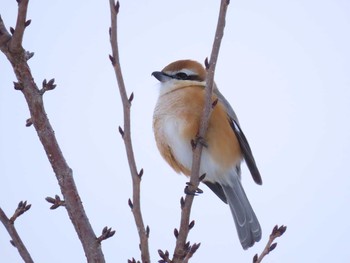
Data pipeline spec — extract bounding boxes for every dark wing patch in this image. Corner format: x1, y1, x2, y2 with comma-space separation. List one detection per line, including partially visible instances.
229, 118, 263, 185
204, 181, 227, 203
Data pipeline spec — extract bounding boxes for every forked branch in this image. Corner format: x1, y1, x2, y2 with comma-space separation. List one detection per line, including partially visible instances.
253, 225, 287, 262
0, 203, 34, 263
0, 2, 106, 262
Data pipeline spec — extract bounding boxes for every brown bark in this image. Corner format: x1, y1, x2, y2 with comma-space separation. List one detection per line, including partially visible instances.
0, 2, 105, 262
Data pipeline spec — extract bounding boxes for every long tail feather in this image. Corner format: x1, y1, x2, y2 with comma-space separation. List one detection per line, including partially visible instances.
221, 174, 261, 249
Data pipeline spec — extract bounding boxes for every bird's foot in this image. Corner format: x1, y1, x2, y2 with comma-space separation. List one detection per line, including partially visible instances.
184, 182, 203, 195
191, 135, 208, 150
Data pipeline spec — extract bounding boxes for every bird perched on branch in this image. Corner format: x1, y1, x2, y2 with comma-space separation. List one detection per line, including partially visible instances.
152, 59, 262, 249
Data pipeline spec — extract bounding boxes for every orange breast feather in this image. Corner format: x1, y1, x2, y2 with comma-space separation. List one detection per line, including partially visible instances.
153, 85, 241, 176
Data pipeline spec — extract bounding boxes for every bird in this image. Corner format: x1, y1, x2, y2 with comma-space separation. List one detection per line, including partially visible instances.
152, 59, 262, 250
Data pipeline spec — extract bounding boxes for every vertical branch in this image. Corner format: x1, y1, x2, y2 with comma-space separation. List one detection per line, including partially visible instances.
108, 1, 150, 262
172, 0, 230, 262
0, 206, 34, 263
0, 2, 106, 263
10, 0, 29, 51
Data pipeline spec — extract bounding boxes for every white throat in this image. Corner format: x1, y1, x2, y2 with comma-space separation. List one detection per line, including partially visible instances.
158, 79, 206, 96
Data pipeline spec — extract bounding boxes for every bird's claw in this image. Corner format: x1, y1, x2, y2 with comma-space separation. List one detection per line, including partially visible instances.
191, 135, 208, 150
184, 182, 203, 195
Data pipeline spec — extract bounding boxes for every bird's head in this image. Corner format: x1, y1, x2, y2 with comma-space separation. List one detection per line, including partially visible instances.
152, 60, 207, 93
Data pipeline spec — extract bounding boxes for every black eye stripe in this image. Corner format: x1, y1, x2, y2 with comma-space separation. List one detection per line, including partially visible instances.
162, 72, 203, 81
175, 72, 189, 80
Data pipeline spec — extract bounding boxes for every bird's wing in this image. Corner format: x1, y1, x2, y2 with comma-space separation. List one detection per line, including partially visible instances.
213, 85, 263, 185
203, 181, 228, 203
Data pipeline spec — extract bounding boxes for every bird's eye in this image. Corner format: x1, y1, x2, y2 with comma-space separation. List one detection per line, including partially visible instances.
175, 72, 189, 80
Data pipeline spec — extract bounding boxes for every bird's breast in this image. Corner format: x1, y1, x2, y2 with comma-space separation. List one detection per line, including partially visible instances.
153, 86, 242, 184
153, 87, 202, 175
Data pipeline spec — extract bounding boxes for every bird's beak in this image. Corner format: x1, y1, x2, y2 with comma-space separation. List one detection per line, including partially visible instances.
152, 71, 171, 82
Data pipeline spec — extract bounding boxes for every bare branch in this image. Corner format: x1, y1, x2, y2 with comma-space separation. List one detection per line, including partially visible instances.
45, 195, 66, 210
97, 226, 116, 243
10, 0, 29, 52
40, 78, 57, 95
253, 225, 287, 263
158, 249, 172, 263
0, 16, 12, 48
172, 0, 230, 262
183, 243, 201, 263
108, 1, 150, 262
0, 206, 34, 263
9, 200, 32, 223
0, 3, 106, 263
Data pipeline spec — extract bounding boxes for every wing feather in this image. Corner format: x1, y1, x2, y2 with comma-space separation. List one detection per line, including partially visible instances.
213, 85, 262, 185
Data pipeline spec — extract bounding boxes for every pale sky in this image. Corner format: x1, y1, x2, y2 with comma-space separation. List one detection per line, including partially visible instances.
1, 0, 350, 262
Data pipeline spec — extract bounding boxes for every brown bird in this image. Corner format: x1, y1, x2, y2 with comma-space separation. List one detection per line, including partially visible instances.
152, 59, 262, 249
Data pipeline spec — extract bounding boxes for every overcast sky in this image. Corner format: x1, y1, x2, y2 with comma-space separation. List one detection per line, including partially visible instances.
1, 0, 350, 262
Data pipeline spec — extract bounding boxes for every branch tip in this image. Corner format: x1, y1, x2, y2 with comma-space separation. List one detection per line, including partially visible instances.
158, 249, 170, 262
146, 225, 150, 238
118, 126, 124, 137
97, 226, 116, 242
13, 81, 23, 90
188, 220, 195, 230
180, 197, 185, 209
45, 195, 65, 209
199, 173, 206, 181
184, 241, 190, 251
254, 224, 287, 262
269, 242, 277, 252
190, 242, 201, 253
271, 224, 287, 237
25, 118, 32, 127
24, 51, 34, 60
9, 200, 31, 223
128, 92, 134, 103
115, 1, 120, 13
204, 57, 210, 70
10, 240, 16, 247
109, 54, 115, 65
138, 168, 144, 178
47, 78, 55, 86
24, 19, 31, 27
128, 198, 133, 209
158, 249, 164, 257
174, 228, 179, 239
40, 78, 56, 94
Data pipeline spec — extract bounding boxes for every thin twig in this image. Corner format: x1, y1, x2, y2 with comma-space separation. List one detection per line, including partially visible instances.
0, 206, 34, 263
253, 225, 287, 263
182, 243, 201, 263
172, 0, 230, 262
10, 0, 29, 52
0, 4, 105, 263
108, 1, 150, 262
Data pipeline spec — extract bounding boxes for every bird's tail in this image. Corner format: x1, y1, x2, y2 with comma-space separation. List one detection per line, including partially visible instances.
221, 174, 261, 249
